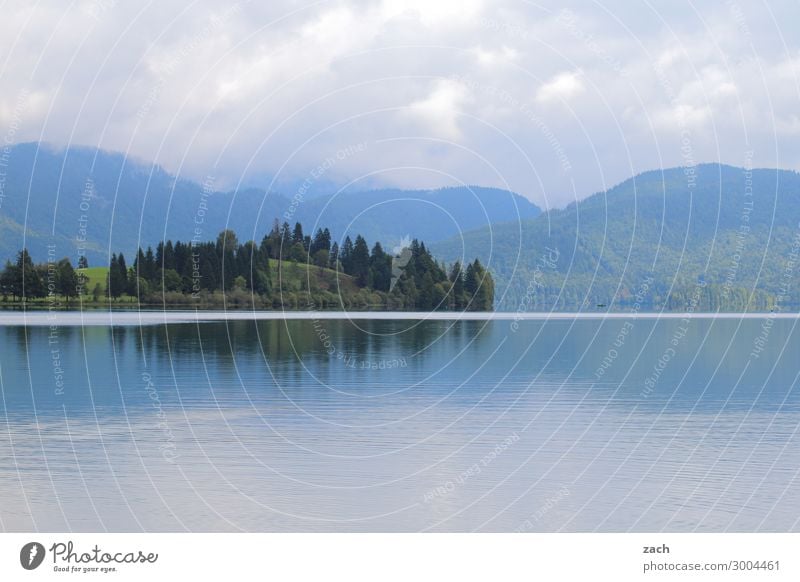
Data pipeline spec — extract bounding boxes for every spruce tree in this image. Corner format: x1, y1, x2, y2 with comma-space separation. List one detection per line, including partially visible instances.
449, 261, 465, 309
341, 236, 354, 275
351, 235, 370, 286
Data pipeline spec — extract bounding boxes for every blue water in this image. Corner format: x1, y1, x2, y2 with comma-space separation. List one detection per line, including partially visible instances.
1, 315, 799, 531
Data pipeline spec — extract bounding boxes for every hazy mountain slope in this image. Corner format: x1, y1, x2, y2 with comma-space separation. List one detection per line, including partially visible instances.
0, 143, 539, 264
292, 186, 540, 249
433, 164, 800, 311
0, 143, 291, 264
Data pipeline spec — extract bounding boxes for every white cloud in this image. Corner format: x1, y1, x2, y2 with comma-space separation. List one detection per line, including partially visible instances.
380, 0, 484, 27
405, 79, 469, 139
473, 45, 519, 66
536, 71, 585, 104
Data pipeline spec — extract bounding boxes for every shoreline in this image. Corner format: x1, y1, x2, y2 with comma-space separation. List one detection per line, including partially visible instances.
0, 309, 798, 327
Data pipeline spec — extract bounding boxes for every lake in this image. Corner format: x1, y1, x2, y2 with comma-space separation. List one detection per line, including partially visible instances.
1, 312, 799, 532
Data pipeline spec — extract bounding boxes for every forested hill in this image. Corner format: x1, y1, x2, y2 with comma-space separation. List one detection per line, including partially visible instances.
1, 221, 495, 311
0, 143, 539, 265
433, 164, 800, 312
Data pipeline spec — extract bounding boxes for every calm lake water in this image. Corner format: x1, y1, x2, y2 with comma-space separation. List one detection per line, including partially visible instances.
1, 313, 800, 532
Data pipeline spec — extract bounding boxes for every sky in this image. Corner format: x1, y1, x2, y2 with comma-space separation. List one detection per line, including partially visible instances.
1, 0, 798, 209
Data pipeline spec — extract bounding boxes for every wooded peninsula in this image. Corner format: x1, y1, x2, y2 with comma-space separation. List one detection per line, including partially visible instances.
0, 220, 495, 311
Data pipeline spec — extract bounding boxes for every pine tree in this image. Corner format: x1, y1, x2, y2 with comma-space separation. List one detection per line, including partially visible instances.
449, 261, 465, 309
351, 235, 370, 286
16, 249, 44, 299
341, 236, 354, 275
464, 261, 478, 310
292, 222, 304, 246
311, 228, 332, 254
117, 253, 128, 290
463, 259, 494, 310
105, 252, 129, 298
108, 254, 121, 299
280, 222, 292, 257
368, 242, 391, 291
329, 241, 339, 269
163, 241, 175, 270
144, 247, 156, 280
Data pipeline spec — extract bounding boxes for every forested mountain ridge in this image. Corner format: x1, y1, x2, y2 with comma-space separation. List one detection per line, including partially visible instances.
433, 164, 800, 312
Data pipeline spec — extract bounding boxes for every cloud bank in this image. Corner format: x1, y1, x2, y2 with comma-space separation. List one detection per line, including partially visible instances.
0, 0, 798, 208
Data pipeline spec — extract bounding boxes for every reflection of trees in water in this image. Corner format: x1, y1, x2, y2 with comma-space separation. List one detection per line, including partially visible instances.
5, 322, 80, 348
3, 319, 800, 416
130, 318, 489, 370
1, 320, 494, 417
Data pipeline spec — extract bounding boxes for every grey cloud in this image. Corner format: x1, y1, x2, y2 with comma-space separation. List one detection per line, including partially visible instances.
0, 0, 798, 208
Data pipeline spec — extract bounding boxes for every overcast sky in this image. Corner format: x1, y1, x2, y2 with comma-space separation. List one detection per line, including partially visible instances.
1, 0, 798, 208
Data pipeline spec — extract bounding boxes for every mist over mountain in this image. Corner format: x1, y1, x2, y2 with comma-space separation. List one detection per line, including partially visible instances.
0, 143, 539, 265
433, 164, 800, 311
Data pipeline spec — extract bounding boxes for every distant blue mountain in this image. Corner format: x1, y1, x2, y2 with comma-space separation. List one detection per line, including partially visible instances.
293, 186, 540, 250
0, 143, 540, 265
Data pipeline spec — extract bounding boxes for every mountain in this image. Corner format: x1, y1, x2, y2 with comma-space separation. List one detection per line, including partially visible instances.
293, 186, 540, 249
0, 143, 539, 265
0, 142, 288, 266
433, 164, 800, 311
11, 144, 793, 313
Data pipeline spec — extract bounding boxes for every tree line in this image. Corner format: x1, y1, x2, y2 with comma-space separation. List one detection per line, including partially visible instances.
0, 249, 89, 304
1, 220, 495, 311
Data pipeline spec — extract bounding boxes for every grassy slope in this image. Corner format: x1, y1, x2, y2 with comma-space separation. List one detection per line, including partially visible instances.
78, 266, 108, 294
269, 259, 360, 295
